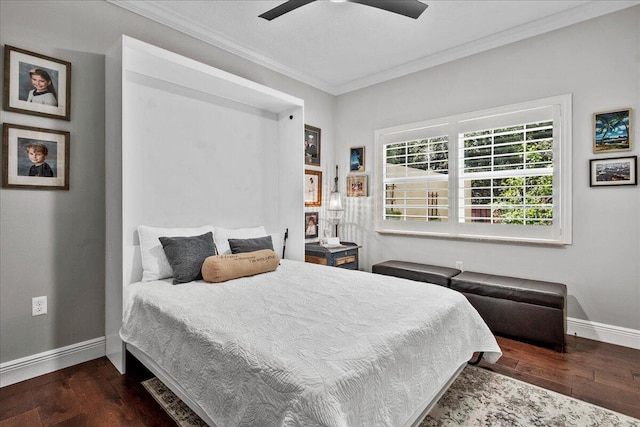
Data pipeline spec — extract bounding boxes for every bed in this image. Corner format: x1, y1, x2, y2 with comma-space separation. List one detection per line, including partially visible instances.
120, 254, 501, 427
106, 36, 500, 427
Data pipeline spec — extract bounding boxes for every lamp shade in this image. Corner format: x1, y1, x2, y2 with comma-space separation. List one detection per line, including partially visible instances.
327, 191, 344, 220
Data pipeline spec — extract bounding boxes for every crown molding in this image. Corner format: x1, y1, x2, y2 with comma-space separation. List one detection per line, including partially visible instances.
334, 1, 640, 94
108, 0, 640, 96
107, 0, 336, 93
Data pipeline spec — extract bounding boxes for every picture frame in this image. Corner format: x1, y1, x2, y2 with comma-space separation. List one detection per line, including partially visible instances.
304, 212, 319, 238
304, 124, 321, 166
589, 156, 637, 187
304, 169, 322, 206
593, 108, 631, 153
347, 175, 368, 197
2, 123, 70, 190
3, 45, 71, 121
350, 146, 365, 172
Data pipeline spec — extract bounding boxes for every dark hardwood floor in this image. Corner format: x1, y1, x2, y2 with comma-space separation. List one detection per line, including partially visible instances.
1, 335, 639, 426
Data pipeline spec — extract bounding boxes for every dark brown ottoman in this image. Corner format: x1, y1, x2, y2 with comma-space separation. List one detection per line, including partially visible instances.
372, 260, 461, 287
450, 271, 567, 351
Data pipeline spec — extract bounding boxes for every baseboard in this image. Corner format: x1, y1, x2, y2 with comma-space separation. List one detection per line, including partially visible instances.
0, 337, 106, 387
567, 317, 640, 350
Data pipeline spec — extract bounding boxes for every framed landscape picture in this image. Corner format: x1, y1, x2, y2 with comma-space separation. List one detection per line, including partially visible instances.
2, 123, 70, 190
3, 45, 71, 121
593, 108, 631, 153
304, 169, 322, 206
589, 156, 637, 187
304, 124, 321, 166
350, 146, 365, 172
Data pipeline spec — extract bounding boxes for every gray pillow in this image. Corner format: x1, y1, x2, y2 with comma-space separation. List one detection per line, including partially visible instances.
228, 235, 274, 254
159, 232, 216, 284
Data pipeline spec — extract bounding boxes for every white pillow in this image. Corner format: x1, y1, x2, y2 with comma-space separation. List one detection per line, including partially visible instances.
138, 225, 215, 281
270, 233, 283, 257
213, 226, 268, 256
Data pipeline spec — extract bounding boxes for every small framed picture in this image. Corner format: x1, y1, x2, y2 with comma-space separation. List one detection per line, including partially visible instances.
2, 123, 70, 190
593, 108, 631, 153
3, 45, 71, 121
304, 169, 322, 206
304, 124, 321, 166
350, 146, 365, 172
305, 212, 319, 238
347, 175, 367, 197
589, 156, 637, 187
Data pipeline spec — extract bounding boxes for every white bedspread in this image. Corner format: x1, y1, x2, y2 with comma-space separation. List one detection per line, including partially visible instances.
120, 259, 501, 427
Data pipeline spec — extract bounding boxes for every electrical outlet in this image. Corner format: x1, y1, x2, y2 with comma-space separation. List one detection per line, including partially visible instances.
32, 296, 47, 316
455, 261, 464, 271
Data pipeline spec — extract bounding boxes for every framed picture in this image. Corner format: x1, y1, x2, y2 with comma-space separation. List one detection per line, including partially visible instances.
593, 108, 631, 153
3, 45, 71, 121
350, 146, 365, 172
304, 169, 322, 207
347, 175, 367, 197
305, 212, 319, 238
304, 124, 321, 166
2, 123, 70, 190
589, 156, 637, 187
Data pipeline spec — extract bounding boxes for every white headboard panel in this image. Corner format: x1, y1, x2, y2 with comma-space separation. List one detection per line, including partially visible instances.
106, 35, 304, 373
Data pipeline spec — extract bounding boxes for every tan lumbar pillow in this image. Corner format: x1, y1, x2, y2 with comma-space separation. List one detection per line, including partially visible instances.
202, 249, 280, 283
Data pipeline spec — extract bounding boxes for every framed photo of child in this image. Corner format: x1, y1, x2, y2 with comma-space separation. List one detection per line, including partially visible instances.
3, 45, 71, 121
347, 175, 367, 197
2, 123, 70, 190
304, 125, 321, 166
304, 169, 322, 207
305, 212, 319, 239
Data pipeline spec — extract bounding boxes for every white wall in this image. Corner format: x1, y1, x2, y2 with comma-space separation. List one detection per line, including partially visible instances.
0, 0, 335, 365
335, 7, 640, 334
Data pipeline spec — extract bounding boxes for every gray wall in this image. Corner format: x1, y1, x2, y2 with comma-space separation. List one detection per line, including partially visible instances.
335, 7, 640, 332
0, 0, 335, 363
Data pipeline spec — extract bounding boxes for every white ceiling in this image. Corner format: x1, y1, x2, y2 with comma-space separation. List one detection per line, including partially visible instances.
110, 0, 639, 95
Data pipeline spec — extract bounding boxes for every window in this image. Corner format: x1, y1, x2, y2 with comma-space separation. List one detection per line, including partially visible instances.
375, 95, 572, 244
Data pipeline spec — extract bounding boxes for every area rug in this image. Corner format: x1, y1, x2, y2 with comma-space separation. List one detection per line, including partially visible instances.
142, 366, 640, 427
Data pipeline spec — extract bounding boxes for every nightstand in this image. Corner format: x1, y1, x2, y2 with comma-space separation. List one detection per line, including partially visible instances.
305, 242, 361, 270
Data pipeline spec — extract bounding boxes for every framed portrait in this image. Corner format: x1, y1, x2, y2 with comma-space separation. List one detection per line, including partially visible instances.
350, 146, 365, 172
3, 45, 71, 121
347, 175, 367, 197
593, 108, 631, 153
2, 123, 70, 190
304, 124, 321, 166
589, 156, 637, 187
305, 212, 319, 238
304, 169, 322, 207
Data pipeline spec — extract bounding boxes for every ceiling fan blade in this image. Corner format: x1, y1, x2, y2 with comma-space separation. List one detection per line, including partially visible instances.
259, 0, 316, 21
348, 0, 428, 19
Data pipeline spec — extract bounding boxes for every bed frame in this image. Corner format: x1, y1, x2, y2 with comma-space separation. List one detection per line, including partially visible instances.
127, 342, 465, 427
105, 35, 465, 427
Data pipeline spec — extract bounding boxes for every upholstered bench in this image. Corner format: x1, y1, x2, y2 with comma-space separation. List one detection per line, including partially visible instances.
450, 271, 567, 351
371, 260, 461, 287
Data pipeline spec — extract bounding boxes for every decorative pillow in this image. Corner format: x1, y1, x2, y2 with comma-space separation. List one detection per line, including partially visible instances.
228, 235, 274, 254
138, 225, 215, 281
159, 232, 216, 284
213, 226, 268, 256
201, 249, 280, 283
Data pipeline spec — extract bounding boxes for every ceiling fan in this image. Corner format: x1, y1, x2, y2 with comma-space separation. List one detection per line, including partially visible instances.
259, 0, 428, 21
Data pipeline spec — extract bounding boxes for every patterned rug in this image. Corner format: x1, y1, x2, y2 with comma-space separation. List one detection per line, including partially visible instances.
142, 366, 640, 427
